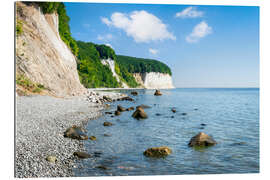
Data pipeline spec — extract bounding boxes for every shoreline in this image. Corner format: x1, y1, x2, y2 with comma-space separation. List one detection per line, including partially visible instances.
15, 91, 126, 178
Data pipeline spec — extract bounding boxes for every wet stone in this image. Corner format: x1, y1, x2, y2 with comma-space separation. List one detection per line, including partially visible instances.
73, 152, 91, 159
144, 146, 172, 158
64, 126, 88, 140
188, 132, 217, 147
89, 136, 97, 141
103, 122, 113, 126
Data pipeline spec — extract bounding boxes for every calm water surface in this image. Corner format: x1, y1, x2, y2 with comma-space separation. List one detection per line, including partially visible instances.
74, 88, 259, 176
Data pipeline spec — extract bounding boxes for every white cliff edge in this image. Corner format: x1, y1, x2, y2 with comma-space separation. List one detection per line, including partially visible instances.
16, 2, 86, 96
133, 72, 174, 89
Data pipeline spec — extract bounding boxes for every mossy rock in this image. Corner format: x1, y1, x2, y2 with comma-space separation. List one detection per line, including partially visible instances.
144, 146, 172, 158
89, 136, 97, 141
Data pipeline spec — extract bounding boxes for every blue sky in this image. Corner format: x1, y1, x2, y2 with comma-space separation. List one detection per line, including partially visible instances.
65, 2, 259, 88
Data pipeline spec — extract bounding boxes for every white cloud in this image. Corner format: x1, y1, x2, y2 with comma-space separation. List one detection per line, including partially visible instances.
97, 34, 113, 41
105, 43, 113, 48
176, 7, 203, 18
186, 21, 212, 43
101, 11, 176, 43
149, 48, 158, 55
82, 23, 90, 28
101, 17, 111, 26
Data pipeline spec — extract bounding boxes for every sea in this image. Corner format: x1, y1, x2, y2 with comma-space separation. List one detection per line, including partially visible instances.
74, 88, 259, 176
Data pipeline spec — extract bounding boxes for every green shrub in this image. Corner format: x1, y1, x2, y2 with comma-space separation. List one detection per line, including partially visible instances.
16, 74, 46, 93
33, 87, 42, 93
37, 2, 60, 14
16, 20, 23, 36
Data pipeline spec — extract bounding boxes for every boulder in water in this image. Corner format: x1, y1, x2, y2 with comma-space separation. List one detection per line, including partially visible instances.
103, 122, 113, 126
104, 133, 111, 137
136, 104, 151, 109
154, 90, 162, 96
89, 136, 97, 141
188, 132, 217, 147
115, 111, 121, 116
143, 146, 172, 158
103, 96, 113, 102
126, 107, 134, 111
64, 126, 88, 140
117, 105, 126, 112
73, 152, 91, 159
96, 165, 109, 170
117, 96, 134, 101
131, 91, 138, 96
132, 107, 148, 119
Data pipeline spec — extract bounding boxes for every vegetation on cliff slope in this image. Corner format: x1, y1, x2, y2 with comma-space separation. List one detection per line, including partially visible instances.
115, 62, 139, 88
76, 41, 138, 88
33, 2, 170, 88
16, 74, 46, 94
37, 2, 79, 56
116, 55, 172, 75
16, 19, 23, 36
76, 41, 120, 88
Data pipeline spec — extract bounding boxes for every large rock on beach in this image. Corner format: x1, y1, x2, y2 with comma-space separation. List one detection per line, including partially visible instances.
144, 146, 172, 158
64, 126, 88, 140
132, 107, 148, 119
46, 155, 57, 163
154, 90, 162, 96
188, 132, 217, 147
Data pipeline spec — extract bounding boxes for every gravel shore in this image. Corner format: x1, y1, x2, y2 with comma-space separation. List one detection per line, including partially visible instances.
15, 91, 125, 178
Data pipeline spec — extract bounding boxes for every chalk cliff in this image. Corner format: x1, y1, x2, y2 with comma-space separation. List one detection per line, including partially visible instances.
133, 72, 174, 89
16, 2, 86, 97
101, 58, 129, 88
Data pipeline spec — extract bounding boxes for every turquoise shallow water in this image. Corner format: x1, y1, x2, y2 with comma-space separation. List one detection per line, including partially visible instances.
74, 88, 259, 176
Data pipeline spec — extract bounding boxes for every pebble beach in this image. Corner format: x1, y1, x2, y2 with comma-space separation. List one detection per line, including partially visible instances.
15, 90, 125, 178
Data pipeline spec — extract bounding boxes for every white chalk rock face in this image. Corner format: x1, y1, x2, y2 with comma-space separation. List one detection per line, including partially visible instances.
133, 72, 174, 89
101, 58, 129, 88
16, 2, 86, 97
